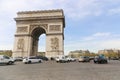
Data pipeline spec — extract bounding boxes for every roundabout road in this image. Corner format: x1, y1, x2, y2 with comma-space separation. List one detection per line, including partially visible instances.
0, 60, 120, 80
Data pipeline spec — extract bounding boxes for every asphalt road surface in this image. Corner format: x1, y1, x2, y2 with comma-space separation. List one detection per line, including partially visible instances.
0, 60, 120, 80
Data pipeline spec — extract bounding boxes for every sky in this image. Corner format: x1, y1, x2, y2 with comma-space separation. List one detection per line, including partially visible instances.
1, 0, 120, 54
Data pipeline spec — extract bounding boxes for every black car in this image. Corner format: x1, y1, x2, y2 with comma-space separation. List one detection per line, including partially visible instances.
36, 56, 48, 61
13, 57, 23, 61
94, 55, 108, 64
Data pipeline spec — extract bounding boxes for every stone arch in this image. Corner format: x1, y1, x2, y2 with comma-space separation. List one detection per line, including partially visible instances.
31, 26, 46, 38
30, 26, 46, 56
30, 24, 48, 35
13, 9, 65, 58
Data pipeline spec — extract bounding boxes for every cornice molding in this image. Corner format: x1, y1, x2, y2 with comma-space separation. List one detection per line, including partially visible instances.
15, 16, 64, 21
17, 9, 63, 14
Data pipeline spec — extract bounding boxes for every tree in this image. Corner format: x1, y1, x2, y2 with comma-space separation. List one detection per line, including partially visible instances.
0, 50, 12, 57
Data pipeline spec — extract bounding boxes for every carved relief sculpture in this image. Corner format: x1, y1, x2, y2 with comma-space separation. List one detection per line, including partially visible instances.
17, 39, 24, 50
30, 24, 48, 33
49, 25, 61, 31
17, 26, 28, 33
51, 37, 59, 50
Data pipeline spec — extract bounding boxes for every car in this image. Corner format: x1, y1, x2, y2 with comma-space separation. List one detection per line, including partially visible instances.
66, 57, 76, 62
13, 57, 23, 61
110, 57, 119, 60
94, 55, 108, 64
23, 56, 43, 64
89, 57, 94, 60
78, 56, 90, 62
0, 55, 14, 65
55, 55, 68, 63
36, 56, 48, 61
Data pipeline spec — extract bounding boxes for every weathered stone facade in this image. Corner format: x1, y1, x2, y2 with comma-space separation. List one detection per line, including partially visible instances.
13, 9, 65, 58
98, 49, 120, 54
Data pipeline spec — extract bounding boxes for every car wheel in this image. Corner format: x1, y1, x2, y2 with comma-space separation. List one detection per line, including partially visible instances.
94, 61, 96, 63
105, 60, 108, 64
8, 61, 13, 65
39, 60, 41, 63
28, 61, 31, 64
99, 61, 101, 64
24, 62, 27, 64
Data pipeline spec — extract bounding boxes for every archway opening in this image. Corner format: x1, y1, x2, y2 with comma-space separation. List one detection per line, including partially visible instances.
38, 34, 46, 56
31, 27, 46, 56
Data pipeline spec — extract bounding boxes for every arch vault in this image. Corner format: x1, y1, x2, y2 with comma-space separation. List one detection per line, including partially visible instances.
13, 9, 65, 58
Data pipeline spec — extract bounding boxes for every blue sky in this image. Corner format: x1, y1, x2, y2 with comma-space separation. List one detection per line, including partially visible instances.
1, 0, 120, 54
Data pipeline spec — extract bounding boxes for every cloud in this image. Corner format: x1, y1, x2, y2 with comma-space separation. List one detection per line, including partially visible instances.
93, 32, 111, 37
0, 0, 120, 20
65, 32, 120, 54
64, 0, 120, 19
108, 7, 120, 15
83, 32, 111, 41
65, 39, 120, 54
64, 0, 103, 19
0, 44, 13, 50
100, 40, 120, 49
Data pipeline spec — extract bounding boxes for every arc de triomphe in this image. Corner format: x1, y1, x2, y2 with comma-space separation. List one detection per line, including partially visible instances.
12, 9, 65, 58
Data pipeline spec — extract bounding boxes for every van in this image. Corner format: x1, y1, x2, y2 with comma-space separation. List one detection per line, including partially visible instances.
55, 55, 68, 63
0, 55, 14, 65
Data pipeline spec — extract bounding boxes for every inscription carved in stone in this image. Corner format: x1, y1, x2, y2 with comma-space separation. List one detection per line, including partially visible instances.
49, 25, 61, 31
17, 26, 28, 32
17, 38, 24, 50
51, 37, 59, 50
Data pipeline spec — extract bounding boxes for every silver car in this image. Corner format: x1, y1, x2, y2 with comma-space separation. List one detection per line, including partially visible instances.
23, 56, 43, 64
0, 55, 14, 65
78, 56, 90, 62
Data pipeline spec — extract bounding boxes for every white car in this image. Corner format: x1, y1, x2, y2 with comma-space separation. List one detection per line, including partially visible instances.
55, 55, 68, 63
23, 56, 43, 64
0, 55, 14, 65
55, 57, 60, 62
66, 57, 76, 62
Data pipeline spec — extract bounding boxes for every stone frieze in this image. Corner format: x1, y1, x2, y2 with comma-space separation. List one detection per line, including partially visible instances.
17, 26, 28, 33
49, 25, 61, 32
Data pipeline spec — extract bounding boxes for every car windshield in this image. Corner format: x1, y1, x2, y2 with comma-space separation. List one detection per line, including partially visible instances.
99, 56, 105, 59
29, 57, 37, 59
3, 56, 10, 59
80, 56, 89, 58
80, 56, 84, 58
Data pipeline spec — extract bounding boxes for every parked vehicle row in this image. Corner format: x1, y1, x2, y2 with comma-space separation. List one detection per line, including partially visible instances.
55, 55, 76, 63
54, 55, 109, 64
0, 54, 109, 65
0, 55, 46, 65
78, 55, 108, 64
